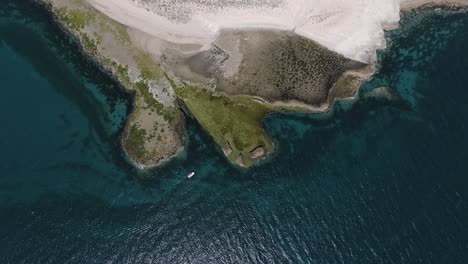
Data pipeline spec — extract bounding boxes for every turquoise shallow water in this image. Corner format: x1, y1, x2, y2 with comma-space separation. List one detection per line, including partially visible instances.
1, 1, 468, 263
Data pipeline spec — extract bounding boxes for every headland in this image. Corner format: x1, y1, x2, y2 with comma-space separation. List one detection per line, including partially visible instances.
44, 0, 468, 168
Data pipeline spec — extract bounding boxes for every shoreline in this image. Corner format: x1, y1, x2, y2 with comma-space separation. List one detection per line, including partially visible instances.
44, 0, 468, 170
46, 0, 187, 170
39, 2, 131, 94
39, 1, 147, 169
220, 1, 468, 119
82, 0, 467, 65
84, 0, 397, 64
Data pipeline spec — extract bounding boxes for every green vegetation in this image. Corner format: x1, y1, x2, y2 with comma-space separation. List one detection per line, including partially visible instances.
116, 63, 131, 85
135, 81, 175, 122
52, 0, 184, 168
80, 32, 99, 53
55, 6, 100, 53
124, 124, 148, 161
92, 32, 103, 46
97, 16, 130, 44
136, 81, 163, 111
175, 85, 275, 167
61, 0, 130, 44
331, 75, 360, 99
56, 7, 94, 31
135, 52, 164, 81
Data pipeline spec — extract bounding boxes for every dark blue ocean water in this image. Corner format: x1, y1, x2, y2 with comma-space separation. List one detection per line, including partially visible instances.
1, 1, 468, 263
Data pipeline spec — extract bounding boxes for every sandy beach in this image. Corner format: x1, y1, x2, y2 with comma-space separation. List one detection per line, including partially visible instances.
85, 0, 403, 64
49, 0, 468, 168
84, 0, 467, 66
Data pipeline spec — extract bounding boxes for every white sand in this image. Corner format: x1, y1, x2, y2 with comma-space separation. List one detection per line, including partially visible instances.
85, 0, 467, 64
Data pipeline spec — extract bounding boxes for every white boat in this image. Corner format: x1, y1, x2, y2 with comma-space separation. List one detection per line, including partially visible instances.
187, 172, 195, 179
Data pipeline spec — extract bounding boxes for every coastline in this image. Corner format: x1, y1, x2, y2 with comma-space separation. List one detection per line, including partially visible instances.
38, 2, 129, 93
43, 0, 468, 170
3, 1, 468, 261
45, 0, 187, 170
84, 0, 400, 64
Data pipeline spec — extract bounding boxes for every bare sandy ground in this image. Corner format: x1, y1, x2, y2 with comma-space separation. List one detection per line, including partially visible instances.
50, 0, 468, 168
85, 0, 401, 64
121, 0, 468, 113
85, 0, 467, 67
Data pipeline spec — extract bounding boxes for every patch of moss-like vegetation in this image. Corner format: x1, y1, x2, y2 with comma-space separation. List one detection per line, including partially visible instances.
214, 30, 365, 106
135, 52, 164, 81
56, 7, 94, 31
92, 32, 103, 45
135, 81, 175, 122
116, 63, 131, 85
125, 124, 148, 161
97, 15, 130, 44
80, 32, 99, 53
55, 6, 100, 53
330, 75, 360, 100
175, 85, 274, 167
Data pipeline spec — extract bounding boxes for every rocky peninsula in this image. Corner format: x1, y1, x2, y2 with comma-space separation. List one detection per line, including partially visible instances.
45, 0, 468, 168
